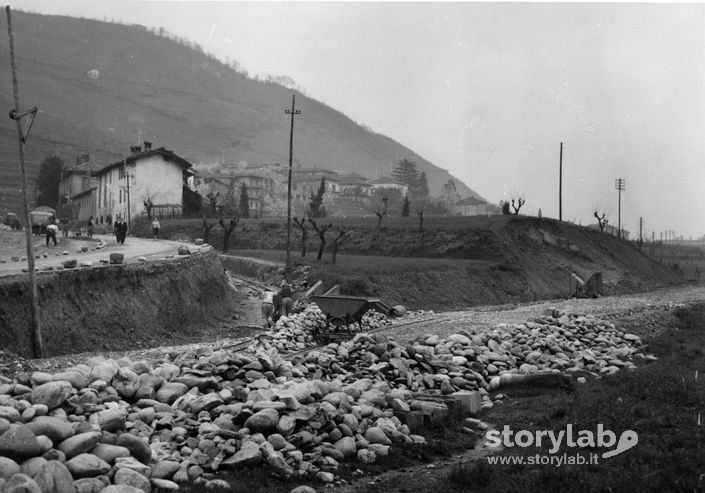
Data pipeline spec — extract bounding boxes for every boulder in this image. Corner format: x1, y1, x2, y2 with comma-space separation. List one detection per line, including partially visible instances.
113, 467, 151, 492
25, 416, 74, 444
57, 431, 102, 460
0, 424, 43, 460
109, 253, 124, 265
30, 381, 73, 409
66, 453, 111, 478
116, 433, 152, 464
5, 473, 42, 493
33, 460, 74, 493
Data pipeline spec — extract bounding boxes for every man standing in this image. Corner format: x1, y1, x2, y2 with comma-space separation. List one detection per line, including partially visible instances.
151, 218, 160, 239
279, 280, 293, 317
261, 288, 275, 329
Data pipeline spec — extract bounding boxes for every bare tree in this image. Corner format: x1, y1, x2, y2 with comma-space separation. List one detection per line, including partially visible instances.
511, 198, 525, 215
417, 209, 424, 232
593, 211, 609, 232
201, 214, 216, 245
331, 228, 350, 265
293, 217, 308, 258
218, 216, 239, 253
309, 219, 332, 261
375, 197, 389, 231
206, 190, 219, 215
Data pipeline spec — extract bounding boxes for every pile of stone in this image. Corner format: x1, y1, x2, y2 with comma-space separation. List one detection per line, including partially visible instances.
0, 340, 429, 492
0, 308, 647, 492
251, 304, 391, 354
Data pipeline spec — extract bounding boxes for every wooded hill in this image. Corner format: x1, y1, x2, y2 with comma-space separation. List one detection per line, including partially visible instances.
0, 10, 484, 215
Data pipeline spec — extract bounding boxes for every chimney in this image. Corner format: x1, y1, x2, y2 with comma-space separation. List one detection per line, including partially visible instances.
143, 141, 152, 152
130, 145, 141, 155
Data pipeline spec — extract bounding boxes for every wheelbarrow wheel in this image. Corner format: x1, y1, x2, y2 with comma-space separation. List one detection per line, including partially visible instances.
329, 316, 349, 333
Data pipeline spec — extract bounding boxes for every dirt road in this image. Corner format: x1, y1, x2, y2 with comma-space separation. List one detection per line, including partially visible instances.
0, 230, 201, 276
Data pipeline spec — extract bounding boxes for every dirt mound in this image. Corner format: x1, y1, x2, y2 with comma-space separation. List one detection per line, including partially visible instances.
0, 249, 241, 358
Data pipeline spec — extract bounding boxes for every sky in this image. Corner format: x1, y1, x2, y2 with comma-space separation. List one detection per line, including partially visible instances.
6, 0, 705, 239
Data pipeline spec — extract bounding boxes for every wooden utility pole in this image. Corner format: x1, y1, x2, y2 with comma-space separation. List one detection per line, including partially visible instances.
559, 142, 563, 221
615, 178, 625, 239
284, 94, 301, 271
6, 6, 43, 358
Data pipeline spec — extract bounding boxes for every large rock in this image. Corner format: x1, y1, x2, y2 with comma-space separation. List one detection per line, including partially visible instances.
33, 460, 74, 493
0, 424, 42, 460
25, 416, 74, 444
221, 440, 261, 468
93, 408, 127, 432
113, 467, 151, 492
57, 431, 102, 460
150, 460, 180, 479
66, 453, 111, 478
30, 381, 73, 409
0, 456, 20, 480
116, 433, 152, 464
89, 443, 131, 465
155, 382, 188, 405
111, 368, 140, 400
244, 408, 280, 433
5, 473, 42, 493
73, 476, 109, 493
333, 436, 357, 458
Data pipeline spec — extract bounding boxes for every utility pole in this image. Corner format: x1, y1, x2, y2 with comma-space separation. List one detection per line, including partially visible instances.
615, 178, 625, 239
6, 6, 43, 358
125, 161, 131, 232
639, 216, 643, 250
559, 142, 563, 221
284, 94, 301, 272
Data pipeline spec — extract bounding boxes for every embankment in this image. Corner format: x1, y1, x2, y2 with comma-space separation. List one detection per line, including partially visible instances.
0, 248, 239, 358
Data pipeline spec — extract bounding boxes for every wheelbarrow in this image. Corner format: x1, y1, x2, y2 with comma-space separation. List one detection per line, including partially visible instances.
311, 295, 390, 335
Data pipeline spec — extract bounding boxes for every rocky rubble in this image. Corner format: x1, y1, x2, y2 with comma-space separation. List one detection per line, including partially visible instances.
0, 306, 649, 492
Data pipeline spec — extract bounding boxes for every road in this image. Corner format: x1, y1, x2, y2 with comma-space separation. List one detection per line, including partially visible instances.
0, 231, 203, 276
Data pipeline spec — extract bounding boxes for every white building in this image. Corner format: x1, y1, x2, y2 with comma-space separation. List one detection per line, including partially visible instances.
94, 142, 193, 226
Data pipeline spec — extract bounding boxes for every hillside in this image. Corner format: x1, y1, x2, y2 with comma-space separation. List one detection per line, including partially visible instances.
154, 215, 684, 310
0, 10, 483, 216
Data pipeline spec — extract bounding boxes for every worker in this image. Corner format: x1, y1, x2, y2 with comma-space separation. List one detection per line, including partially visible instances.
46, 220, 59, 247
279, 280, 293, 317
261, 288, 275, 329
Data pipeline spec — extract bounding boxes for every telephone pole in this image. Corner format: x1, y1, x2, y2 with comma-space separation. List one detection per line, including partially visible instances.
559, 142, 563, 221
284, 94, 301, 272
6, 6, 43, 358
615, 178, 625, 239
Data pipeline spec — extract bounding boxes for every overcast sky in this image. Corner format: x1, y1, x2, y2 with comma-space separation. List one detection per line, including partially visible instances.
7, 1, 705, 239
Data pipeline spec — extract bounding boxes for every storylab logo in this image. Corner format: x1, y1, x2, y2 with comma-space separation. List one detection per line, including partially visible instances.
485, 424, 638, 459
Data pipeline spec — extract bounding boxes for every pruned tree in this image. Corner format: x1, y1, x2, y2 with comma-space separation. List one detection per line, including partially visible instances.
417, 209, 424, 232
593, 211, 609, 232
293, 217, 308, 258
239, 183, 250, 218
401, 195, 410, 217
309, 219, 332, 261
218, 216, 239, 252
206, 190, 219, 215
308, 177, 327, 218
201, 214, 216, 245
375, 197, 389, 231
511, 198, 525, 215
331, 228, 349, 265
142, 195, 155, 221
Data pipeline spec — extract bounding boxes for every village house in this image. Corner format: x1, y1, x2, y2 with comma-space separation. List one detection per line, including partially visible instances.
60, 142, 193, 227
94, 142, 193, 226
368, 177, 409, 197
451, 196, 488, 216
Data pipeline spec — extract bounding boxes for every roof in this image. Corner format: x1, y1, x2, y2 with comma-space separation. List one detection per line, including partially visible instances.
454, 196, 487, 206
63, 165, 101, 177
369, 177, 407, 186
99, 147, 193, 175
329, 173, 370, 185
72, 187, 97, 199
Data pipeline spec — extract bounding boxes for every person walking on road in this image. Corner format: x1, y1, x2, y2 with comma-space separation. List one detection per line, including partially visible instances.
151, 218, 160, 239
279, 280, 293, 317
